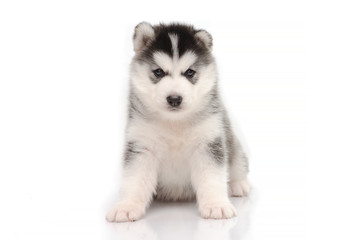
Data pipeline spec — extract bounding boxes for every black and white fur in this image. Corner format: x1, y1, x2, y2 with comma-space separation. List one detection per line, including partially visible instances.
106, 22, 250, 222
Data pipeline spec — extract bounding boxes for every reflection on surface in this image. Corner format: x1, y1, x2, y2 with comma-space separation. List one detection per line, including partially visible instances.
107, 196, 252, 240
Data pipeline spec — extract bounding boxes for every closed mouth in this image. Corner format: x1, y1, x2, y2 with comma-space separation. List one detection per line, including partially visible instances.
168, 106, 182, 111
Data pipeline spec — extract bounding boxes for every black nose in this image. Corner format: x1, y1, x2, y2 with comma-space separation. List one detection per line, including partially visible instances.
166, 95, 183, 107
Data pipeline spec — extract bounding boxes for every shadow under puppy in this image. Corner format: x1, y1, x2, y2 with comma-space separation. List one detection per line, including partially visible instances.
107, 22, 250, 222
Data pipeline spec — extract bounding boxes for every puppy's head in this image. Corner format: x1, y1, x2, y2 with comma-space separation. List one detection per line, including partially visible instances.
130, 22, 218, 120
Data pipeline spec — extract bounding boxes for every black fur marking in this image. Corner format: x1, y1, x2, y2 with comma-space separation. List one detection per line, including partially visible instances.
207, 86, 221, 114
139, 25, 174, 62
222, 112, 235, 164
208, 137, 225, 165
128, 90, 148, 119
149, 30, 173, 57
149, 73, 161, 84
135, 23, 213, 84
124, 141, 142, 165
222, 111, 249, 173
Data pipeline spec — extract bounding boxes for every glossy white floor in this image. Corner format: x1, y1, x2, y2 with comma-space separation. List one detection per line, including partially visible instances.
0, 147, 305, 240
105, 183, 305, 240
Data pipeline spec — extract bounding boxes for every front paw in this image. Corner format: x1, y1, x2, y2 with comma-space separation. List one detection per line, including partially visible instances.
106, 202, 146, 222
199, 201, 236, 219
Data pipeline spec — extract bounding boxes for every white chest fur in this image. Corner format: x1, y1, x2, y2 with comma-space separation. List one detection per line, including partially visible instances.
126, 115, 222, 200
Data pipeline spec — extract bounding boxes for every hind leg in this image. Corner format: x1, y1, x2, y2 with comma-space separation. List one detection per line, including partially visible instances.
228, 141, 251, 197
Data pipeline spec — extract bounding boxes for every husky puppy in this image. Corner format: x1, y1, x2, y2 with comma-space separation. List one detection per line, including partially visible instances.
106, 22, 250, 222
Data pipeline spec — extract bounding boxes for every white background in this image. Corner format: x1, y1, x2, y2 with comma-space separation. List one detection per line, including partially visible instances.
0, 0, 361, 239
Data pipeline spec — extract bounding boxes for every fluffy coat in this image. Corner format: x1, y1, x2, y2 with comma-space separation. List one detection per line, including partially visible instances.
106, 22, 250, 222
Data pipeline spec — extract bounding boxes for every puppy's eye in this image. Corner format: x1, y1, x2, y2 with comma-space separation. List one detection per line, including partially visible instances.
153, 68, 165, 78
185, 69, 196, 78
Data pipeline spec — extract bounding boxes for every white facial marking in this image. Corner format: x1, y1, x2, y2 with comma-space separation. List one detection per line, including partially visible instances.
153, 51, 173, 72
168, 33, 179, 61
178, 51, 198, 72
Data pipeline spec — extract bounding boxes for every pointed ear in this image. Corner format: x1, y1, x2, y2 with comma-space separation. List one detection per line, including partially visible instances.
133, 22, 155, 53
195, 30, 213, 51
